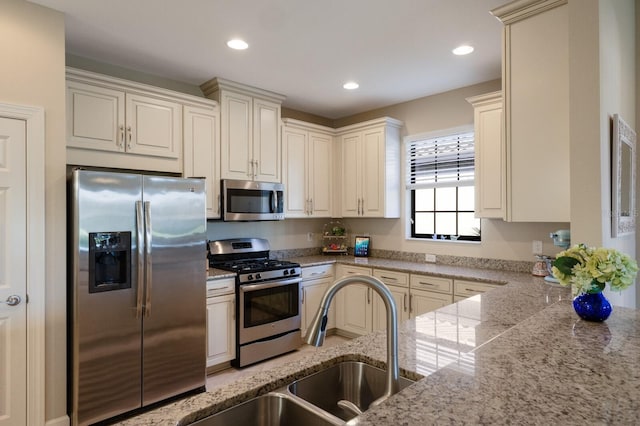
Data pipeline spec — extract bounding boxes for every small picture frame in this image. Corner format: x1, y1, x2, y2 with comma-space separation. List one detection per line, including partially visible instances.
354, 236, 370, 257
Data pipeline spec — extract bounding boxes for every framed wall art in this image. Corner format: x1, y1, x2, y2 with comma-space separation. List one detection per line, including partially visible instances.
612, 113, 636, 237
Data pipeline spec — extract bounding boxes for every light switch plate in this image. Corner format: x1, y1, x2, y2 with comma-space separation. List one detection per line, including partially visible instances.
425, 253, 436, 263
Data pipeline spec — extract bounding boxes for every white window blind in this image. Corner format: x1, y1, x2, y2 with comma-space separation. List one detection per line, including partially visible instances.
406, 131, 475, 189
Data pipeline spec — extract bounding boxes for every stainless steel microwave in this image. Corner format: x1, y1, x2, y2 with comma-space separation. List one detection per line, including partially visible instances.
221, 179, 285, 221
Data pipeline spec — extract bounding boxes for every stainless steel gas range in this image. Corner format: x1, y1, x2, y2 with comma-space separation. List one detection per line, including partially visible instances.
208, 238, 302, 367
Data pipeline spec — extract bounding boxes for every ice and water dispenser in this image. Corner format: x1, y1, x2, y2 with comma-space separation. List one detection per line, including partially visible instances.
88, 231, 132, 293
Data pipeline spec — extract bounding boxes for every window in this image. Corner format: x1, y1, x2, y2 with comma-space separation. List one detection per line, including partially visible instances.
406, 129, 480, 241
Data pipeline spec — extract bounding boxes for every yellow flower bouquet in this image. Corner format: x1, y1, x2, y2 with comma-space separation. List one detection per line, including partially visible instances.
552, 243, 638, 296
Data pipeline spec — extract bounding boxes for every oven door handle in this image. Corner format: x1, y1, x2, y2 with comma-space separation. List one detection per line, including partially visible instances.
240, 277, 302, 292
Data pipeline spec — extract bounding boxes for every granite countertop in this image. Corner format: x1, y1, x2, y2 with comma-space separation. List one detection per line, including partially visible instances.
126, 257, 640, 425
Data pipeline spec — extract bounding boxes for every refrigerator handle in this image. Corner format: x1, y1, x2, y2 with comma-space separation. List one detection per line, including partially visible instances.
135, 201, 144, 318
144, 201, 153, 317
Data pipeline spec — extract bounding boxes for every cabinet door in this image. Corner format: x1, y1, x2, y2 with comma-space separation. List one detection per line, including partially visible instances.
361, 128, 385, 217
206, 294, 236, 367
125, 93, 181, 159
301, 279, 331, 338
308, 132, 333, 217
372, 285, 409, 332
220, 91, 253, 179
66, 81, 125, 152
335, 283, 372, 336
340, 132, 361, 217
469, 92, 504, 219
184, 105, 220, 218
283, 127, 308, 217
253, 98, 281, 182
410, 289, 452, 317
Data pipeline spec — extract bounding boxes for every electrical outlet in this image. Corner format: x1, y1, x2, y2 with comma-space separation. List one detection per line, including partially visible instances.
307, 232, 314, 242
532, 240, 543, 255
424, 253, 436, 263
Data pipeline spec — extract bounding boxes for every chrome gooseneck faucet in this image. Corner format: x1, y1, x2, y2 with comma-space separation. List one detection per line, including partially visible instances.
305, 274, 400, 409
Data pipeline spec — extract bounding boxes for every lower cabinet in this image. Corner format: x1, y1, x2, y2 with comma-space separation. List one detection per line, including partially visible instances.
300, 264, 336, 338
409, 274, 454, 317
372, 269, 410, 331
206, 277, 236, 368
335, 265, 373, 336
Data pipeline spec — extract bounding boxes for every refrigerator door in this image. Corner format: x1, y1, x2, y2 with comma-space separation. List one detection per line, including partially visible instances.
70, 170, 143, 425
141, 175, 207, 405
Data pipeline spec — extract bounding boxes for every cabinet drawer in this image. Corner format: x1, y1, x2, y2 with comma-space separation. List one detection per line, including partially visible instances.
373, 269, 409, 288
410, 274, 453, 294
336, 264, 372, 277
454, 280, 499, 298
206, 277, 235, 297
302, 264, 335, 281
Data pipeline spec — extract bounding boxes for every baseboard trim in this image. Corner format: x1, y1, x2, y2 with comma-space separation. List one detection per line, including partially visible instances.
46, 415, 70, 426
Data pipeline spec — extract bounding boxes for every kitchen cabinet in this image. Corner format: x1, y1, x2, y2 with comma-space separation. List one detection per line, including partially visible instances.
66, 68, 190, 173
492, 0, 570, 222
372, 269, 409, 332
335, 264, 373, 336
201, 78, 285, 183
206, 277, 236, 368
183, 104, 220, 219
453, 279, 499, 302
466, 91, 505, 219
409, 274, 454, 317
282, 119, 334, 218
336, 117, 403, 218
300, 264, 336, 338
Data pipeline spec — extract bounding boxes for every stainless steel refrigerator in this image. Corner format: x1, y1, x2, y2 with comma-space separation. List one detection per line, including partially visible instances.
68, 169, 207, 425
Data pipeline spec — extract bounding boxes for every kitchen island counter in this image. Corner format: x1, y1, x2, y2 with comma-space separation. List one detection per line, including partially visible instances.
121, 260, 640, 425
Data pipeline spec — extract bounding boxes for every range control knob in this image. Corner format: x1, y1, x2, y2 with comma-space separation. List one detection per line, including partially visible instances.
283, 269, 289, 276
256, 273, 262, 280
247, 274, 254, 281
289, 268, 297, 275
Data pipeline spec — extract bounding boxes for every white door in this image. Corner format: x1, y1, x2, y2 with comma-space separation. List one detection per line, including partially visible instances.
0, 116, 27, 426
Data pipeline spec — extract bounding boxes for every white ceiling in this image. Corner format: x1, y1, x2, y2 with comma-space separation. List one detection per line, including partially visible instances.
29, 0, 506, 119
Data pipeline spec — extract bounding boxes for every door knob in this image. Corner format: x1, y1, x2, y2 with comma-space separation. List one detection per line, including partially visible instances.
1, 295, 21, 306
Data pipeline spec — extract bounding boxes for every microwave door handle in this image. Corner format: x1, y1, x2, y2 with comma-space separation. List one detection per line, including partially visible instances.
144, 201, 153, 317
135, 201, 144, 318
271, 190, 278, 213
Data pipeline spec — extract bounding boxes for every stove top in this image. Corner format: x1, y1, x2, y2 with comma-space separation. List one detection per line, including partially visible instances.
207, 238, 301, 284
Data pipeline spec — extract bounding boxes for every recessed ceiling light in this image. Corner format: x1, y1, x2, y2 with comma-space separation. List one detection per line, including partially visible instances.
343, 81, 359, 90
452, 45, 474, 55
227, 39, 249, 50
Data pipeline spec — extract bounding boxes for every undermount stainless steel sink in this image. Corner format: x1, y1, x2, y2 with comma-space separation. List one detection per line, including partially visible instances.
288, 361, 414, 421
189, 361, 415, 425
189, 392, 340, 426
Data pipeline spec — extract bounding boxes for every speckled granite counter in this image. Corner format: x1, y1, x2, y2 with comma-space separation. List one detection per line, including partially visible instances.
122, 258, 639, 425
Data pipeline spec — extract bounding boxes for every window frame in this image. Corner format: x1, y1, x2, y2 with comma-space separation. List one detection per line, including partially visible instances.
404, 126, 480, 242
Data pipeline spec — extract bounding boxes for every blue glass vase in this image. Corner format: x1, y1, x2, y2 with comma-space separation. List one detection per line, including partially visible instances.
572, 292, 612, 322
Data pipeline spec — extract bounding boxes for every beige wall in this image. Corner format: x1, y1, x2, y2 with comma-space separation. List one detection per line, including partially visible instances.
0, 0, 67, 423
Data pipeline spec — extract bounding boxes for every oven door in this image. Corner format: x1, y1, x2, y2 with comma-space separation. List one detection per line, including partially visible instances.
238, 277, 301, 345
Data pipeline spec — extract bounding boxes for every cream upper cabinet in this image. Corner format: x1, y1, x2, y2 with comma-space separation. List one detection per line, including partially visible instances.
183, 104, 220, 219
201, 78, 285, 183
282, 118, 333, 218
492, 0, 570, 222
466, 91, 505, 219
336, 117, 403, 218
66, 67, 215, 174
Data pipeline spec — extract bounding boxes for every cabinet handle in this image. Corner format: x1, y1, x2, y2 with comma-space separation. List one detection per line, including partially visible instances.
409, 294, 413, 313
310, 198, 314, 215
248, 160, 253, 178
380, 276, 397, 281
419, 281, 435, 287
367, 288, 371, 304
217, 194, 221, 214
252, 160, 258, 178
360, 198, 364, 215
126, 125, 132, 150
119, 125, 125, 148
301, 288, 305, 304
403, 293, 407, 312
465, 288, 478, 293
